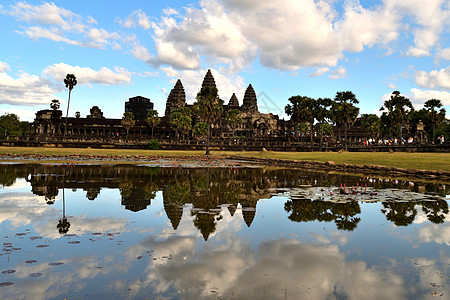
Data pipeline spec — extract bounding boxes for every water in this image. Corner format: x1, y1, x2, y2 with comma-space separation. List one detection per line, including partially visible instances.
0, 163, 449, 299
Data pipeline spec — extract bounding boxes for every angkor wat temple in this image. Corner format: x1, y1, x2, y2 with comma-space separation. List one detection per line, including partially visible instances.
30, 69, 431, 150
33, 69, 288, 140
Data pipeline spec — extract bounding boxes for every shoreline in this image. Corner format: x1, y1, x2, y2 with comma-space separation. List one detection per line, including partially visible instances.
1, 152, 450, 182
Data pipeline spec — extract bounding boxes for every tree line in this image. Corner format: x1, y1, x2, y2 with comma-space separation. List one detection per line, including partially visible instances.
285, 90, 447, 150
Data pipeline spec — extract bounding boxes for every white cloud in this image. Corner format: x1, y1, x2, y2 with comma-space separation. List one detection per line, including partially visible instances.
84, 28, 120, 49
149, 1, 256, 71
118, 9, 151, 30
22, 26, 81, 45
329, 66, 347, 79
8, 2, 121, 50
43, 63, 132, 86
385, 0, 450, 57
0, 61, 11, 72
310, 67, 330, 77
415, 66, 450, 90
409, 88, 450, 106
0, 64, 61, 106
8, 1, 88, 32
437, 48, 450, 61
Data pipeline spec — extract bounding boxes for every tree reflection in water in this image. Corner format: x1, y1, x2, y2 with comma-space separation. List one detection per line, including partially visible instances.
284, 199, 361, 231
0, 163, 447, 237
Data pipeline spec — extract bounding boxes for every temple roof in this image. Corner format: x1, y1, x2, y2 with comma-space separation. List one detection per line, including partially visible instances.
201, 69, 217, 90
228, 93, 239, 108
241, 84, 258, 113
165, 79, 186, 117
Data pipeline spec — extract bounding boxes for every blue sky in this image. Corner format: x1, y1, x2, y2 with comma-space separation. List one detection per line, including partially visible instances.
0, 0, 449, 121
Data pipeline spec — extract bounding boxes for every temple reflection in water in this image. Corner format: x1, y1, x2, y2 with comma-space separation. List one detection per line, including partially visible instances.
0, 164, 448, 240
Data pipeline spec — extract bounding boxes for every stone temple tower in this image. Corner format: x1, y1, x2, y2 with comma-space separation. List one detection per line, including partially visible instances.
241, 84, 258, 113
165, 79, 186, 117
228, 93, 239, 108
201, 69, 217, 90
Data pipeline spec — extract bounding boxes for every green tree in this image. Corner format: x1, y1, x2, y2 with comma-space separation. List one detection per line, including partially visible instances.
0, 113, 23, 137
225, 109, 242, 138
63, 74, 77, 137
334, 91, 360, 150
380, 91, 413, 141
315, 98, 333, 150
424, 99, 446, 143
146, 109, 160, 138
361, 114, 381, 139
121, 112, 135, 138
170, 107, 192, 139
195, 86, 223, 155
193, 121, 208, 139
285, 96, 304, 142
50, 99, 60, 110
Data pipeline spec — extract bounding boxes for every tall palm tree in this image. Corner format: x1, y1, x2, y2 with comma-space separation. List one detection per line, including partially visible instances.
121, 112, 135, 138
50, 99, 60, 110
225, 109, 242, 138
315, 98, 333, 150
424, 99, 446, 143
380, 91, 413, 142
334, 91, 360, 150
146, 109, 160, 139
64, 74, 77, 137
170, 107, 192, 140
195, 86, 223, 155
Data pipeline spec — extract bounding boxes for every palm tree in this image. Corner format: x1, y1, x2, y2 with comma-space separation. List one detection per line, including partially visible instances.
298, 96, 316, 150
424, 99, 446, 143
334, 91, 360, 150
315, 98, 333, 150
194, 86, 223, 155
64, 74, 77, 137
170, 107, 192, 139
361, 114, 381, 140
285, 96, 302, 142
380, 91, 413, 142
121, 112, 135, 138
225, 109, 242, 138
50, 99, 60, 110
146, 109, 160, 139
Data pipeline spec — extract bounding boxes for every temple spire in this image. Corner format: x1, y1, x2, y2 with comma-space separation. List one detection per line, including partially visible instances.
228, 93, 239, 108
201, 69, 217, 90
165, 79, 186, 117
241, 84, 258, 113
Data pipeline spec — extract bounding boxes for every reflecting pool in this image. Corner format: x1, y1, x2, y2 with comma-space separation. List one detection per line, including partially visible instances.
0, 163, 449, 299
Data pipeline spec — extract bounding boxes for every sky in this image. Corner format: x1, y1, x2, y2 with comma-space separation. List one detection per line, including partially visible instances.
0, 0, 449, 122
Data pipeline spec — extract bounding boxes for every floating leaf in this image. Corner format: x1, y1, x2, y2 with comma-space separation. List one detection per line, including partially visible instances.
92, 233, 102, 236
0, 282, 14, 287
1, 270, 16, 274
29, 273, 42, 278
25, 260, 37, 264
36, 245, 49, 248
136, 256, 143, 260
15, 233, 27, 236
64, 234, 77, 237
68, 241, 80, 244
29, 237, 42, 241
48, 262, 64, 266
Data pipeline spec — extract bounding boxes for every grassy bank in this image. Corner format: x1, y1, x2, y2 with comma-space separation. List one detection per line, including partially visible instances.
0, 146, 449, 172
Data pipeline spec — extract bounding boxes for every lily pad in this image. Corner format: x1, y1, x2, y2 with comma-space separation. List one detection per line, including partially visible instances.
1, 270, 16, 274
0, 282, 14, 287
48, 262, 64, 266
29, 273, 42, 278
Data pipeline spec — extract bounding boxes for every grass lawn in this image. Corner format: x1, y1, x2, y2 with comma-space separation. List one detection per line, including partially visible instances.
0, 146, 449, 172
